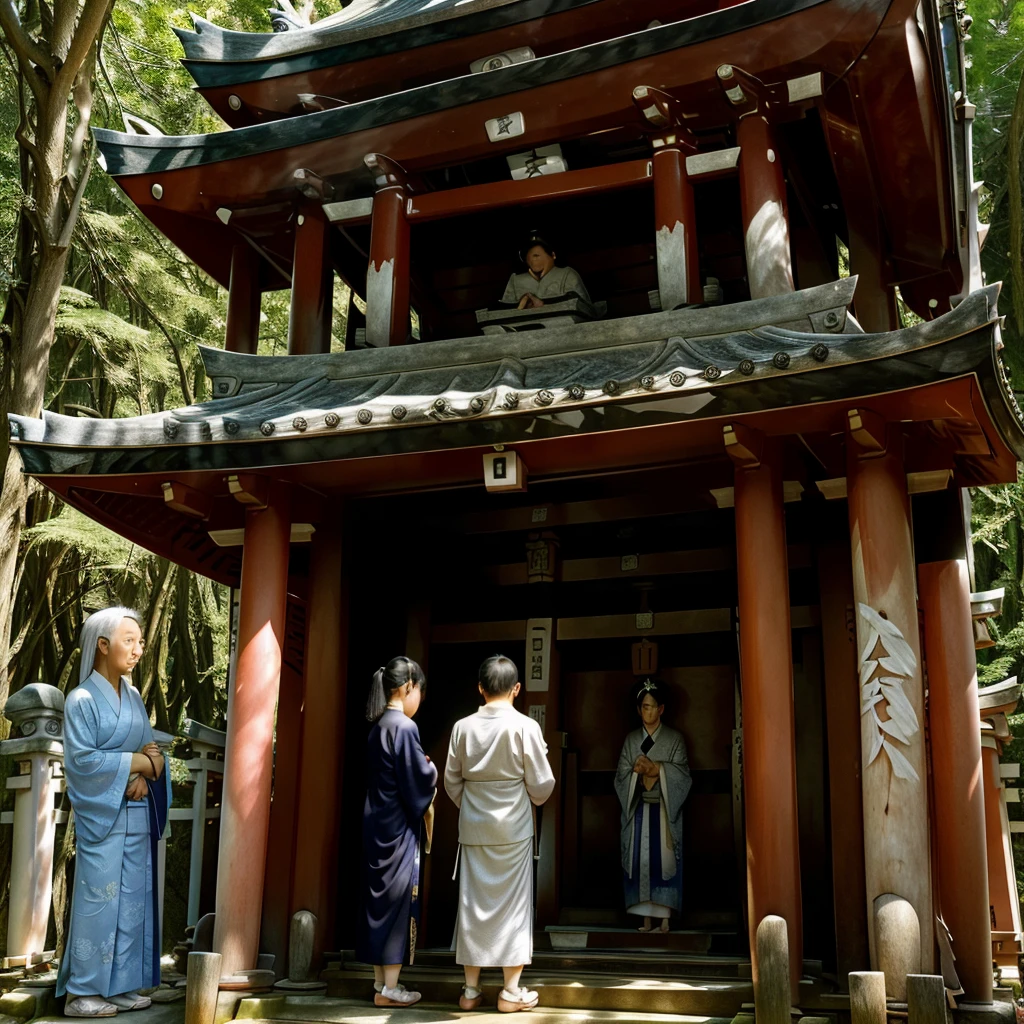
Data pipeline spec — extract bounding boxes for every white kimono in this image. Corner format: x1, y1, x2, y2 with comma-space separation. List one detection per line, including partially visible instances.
444, 703, 555, 966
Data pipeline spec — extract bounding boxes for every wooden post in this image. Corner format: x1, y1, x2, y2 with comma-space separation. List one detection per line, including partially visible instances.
846, 417, 933, 990
290, 524, 347, 965
652, 147, 700, 310
918, 560, 992, 1003
212, 481, 291, 979
849, 971, 887, 1024
732, 436, 802, 999
225, 243, 261, 355
366, 187, 410, 347
737, 114, 794, 299
815, 513, 870, 988
755, 915, 791, 1024
907, 975, 950, 1024
288, 207, 332, 356
185, 952, 222, 1024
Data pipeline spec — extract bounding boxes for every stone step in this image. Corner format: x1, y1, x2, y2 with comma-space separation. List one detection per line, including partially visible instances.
319, 965, 754, 1016
236, 993, 737, 1023
352, 947, 749, 980
545, 925, 720, 954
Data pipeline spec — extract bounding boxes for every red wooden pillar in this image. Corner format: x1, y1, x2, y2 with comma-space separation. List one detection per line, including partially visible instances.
652, 147, 700, 310
366, 187, 410, 347
918, 559, 991, 1003
737, 115, 794, 299
290, 524, 348, 963
846, 418, 933, 995
733, 437, 802, 1000
288, 207, 333, 356
213, 482, 291, 979
225, 243, 262, 355
259, 593, 306, 976
981, 738, 1021, 964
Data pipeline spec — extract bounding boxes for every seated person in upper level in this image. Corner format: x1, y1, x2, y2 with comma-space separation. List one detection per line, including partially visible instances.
501, 233, 591, 309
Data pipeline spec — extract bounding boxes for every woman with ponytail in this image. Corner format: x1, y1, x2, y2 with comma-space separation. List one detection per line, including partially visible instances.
357, 657, 436, 1008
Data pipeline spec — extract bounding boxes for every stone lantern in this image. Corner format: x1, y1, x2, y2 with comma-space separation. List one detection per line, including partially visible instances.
2, 683, 65, 969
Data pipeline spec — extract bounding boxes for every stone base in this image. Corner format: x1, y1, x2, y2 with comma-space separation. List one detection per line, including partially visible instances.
220, 970, 275, 991
274, 980, 327, 993
954, 1000, 1016, 1024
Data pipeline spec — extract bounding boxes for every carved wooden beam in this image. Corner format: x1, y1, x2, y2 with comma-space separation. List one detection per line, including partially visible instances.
723, 422, 764, 469
162, 480, 212, 520
846, 407, 887, 454
227, 473, 269, 508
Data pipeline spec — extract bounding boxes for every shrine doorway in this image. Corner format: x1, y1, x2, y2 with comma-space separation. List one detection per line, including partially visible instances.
337, 466, 833, 963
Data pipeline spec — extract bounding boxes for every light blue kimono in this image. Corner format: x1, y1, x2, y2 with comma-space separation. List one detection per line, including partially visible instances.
57, 671, 171, 998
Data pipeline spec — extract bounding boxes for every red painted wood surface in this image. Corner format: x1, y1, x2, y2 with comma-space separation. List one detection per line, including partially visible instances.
290, 525, 348, 961
212, 482, 292, 976
225, 243, 262, 354
367, 186, 410, 346
289, 207, 333, 355
734, 440, 802, 999
846, 425, 933, 979
652, 148, 700, 306
918, 558, 992, 1002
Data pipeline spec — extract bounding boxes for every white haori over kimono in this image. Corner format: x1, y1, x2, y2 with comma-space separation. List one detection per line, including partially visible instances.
57, 671, 171, 998
444, 703, 555, 966
614, 723, 691, 918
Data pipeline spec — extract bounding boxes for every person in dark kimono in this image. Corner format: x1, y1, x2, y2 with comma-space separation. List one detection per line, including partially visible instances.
357, 657, 436, 1009
614, 679, 692, 933
58, 607, 171, 1018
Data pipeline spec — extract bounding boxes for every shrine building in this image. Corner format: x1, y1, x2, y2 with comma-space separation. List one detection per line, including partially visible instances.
8, 0, 1024, 1018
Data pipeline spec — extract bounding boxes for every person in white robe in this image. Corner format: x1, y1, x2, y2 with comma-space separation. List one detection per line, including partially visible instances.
444, 655, 555, 1014
614, 679, 691, 933
500, 233, 591, 309
58, 608, 171, 1018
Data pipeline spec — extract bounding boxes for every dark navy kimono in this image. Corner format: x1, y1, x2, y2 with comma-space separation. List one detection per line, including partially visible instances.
357, 709, 437, 966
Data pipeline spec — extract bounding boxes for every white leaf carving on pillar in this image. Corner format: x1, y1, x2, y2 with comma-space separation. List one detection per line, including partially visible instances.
858, 603, 920, 781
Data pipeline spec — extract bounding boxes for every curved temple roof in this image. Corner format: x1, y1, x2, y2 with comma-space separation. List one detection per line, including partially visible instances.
98, 0, 855, 176
177, 0, 595, 69
9, 281, 1022, 483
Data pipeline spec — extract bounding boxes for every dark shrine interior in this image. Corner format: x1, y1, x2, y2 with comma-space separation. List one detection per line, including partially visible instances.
331, 461, 839, 962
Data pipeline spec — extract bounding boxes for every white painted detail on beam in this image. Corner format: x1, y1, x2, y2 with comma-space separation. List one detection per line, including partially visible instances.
906, 469, 952, 494
685, 146, 741, 177
485, 111, 525, 142
209, 524, 315, 547
745, 198, 792, 299
787, 72, 823, 103
1010, 821, 1024, 833
1005, 788, 1020, 804
323, 197, 374, 222
216, 208, 232, 225
470, 46, 534, 74
655, 221, 688, 312
1001, 764, 1021, 779
366, 258, 396, 347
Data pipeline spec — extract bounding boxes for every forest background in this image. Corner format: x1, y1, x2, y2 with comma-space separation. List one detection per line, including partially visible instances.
0, 0, 1022, 957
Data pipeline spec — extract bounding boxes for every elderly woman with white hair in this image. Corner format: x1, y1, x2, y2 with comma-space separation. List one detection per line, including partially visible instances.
57, 607, 171, 1018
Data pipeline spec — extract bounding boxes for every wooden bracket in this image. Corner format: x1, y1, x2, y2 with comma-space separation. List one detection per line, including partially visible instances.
846, 407, 887, 454
293, 168, 336, 201
227, 473, 270, 508
723, 423, 764, 469
364, 153, 413, 192
632, 86, 698, 150
162, 481, 212, 520
716, 64, 762, 111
